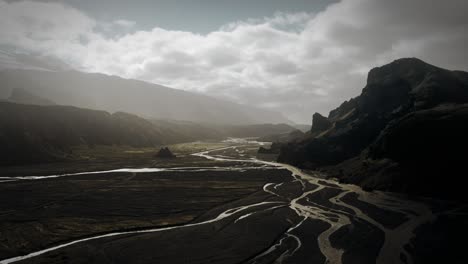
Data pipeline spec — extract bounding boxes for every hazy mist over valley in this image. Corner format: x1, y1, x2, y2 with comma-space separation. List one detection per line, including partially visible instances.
1, 1, 467, 264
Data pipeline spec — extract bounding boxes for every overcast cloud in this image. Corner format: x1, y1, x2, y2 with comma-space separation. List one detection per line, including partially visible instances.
1, 0, 467, 123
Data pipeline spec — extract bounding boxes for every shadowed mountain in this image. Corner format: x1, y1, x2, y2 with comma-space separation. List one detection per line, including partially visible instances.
0, 69, 290, 125
0, 102, 172, 166
277, 58, 468, 200
0, 102, 297, 166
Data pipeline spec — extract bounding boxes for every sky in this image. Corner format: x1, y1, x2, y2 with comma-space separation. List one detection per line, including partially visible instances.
0, 0, 467, 123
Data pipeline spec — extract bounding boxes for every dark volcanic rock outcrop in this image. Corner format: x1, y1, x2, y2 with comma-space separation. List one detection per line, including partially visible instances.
258, 142, 282, 154
310, 113, 332, 134
328, 104, 468, 200
257, 143, 282, 161
155, 147, 176, 159
278, 58, 468, 200
369, 104, 468, 166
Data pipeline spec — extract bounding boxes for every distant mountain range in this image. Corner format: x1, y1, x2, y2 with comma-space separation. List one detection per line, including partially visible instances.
277, 58, 468, 200
0, 102, 296, 166
0, 69, 291, 125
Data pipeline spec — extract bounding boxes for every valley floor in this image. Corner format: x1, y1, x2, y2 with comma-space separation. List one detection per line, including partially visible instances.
0, 140, 466, 264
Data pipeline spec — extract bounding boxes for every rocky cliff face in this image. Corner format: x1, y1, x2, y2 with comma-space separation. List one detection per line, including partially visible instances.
310, 113, 332, 134
278, 58, 468, 200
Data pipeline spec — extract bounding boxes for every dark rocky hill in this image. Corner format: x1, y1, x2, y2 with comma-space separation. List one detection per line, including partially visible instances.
155, 147, 176, 159
277, 58, 468, 200
0, 102, 172, 165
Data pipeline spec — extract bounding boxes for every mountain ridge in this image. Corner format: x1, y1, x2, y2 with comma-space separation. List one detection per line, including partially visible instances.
0, 68, 291, 125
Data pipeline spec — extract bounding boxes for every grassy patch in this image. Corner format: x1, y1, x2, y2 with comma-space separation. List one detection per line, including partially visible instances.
167, 141, 229, 155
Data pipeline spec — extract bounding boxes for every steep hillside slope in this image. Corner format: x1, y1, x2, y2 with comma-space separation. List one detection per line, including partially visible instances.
0, 69, 290, 125
0, 102, 176, 165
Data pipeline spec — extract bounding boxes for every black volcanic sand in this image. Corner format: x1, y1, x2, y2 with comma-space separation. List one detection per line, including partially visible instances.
280, 220, 330, 264
330, 218, 384, 264
0, 141, 256, 178
304, 187, 355, 215
271, 181, 307, 201
2, 142, 468, 264
0, 153, 255, 178
17, 207, 299, 264
0, 168, 289, 260
340, 192, 408, 228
